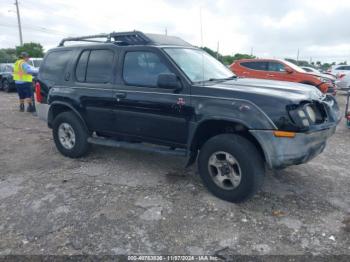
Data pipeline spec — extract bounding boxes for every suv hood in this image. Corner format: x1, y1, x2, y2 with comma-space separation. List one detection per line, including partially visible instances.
208, 77, 324, 103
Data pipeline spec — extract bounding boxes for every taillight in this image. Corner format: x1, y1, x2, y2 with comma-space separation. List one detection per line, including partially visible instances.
346, 112, 350, 120
35, 82, 43, 103
338, 73, 346, 79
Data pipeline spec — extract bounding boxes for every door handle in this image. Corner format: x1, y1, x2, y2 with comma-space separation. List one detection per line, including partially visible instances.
115, 92, 126, 101
267, 74, 275, 77
64, 72, 70, 81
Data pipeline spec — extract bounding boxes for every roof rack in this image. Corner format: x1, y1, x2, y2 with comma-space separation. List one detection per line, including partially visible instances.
58, 31, 152, 47
58, 30, 192, 47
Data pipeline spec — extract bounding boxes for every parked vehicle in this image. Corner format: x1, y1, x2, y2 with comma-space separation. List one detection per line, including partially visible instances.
346, 91, 350, 128
328, 65, 350, 78
0, 63, 15, 92
335, 73, 350, 90
301, 66, 336, 81
230, 59, 336, 94
28, 58, 43, 69
35, 31, 341, 202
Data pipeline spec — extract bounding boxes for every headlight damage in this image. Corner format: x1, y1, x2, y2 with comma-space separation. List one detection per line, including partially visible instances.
288, 102, 326, 129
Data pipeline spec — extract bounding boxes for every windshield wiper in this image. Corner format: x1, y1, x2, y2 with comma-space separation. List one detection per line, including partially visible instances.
207, 75, 237, 82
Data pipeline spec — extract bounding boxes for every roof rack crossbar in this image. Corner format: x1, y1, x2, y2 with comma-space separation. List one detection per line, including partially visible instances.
58, 33, 111, 46
58, 31, 154, 47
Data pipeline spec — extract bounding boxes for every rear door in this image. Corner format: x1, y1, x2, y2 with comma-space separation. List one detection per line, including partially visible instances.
72, 48, 117, 133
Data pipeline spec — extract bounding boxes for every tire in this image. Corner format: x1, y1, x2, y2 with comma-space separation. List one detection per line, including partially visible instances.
198, 134, 265, 203
3, 80, 11, 93
52, 111, 91, 158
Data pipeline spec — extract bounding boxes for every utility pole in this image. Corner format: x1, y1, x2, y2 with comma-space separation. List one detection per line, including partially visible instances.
200, 7, 203, 47
250, 47, 253, 56
14, 0, 23, 45
296, 48, 300, 64
165, 27, 167, 36
216, 41, 219, 59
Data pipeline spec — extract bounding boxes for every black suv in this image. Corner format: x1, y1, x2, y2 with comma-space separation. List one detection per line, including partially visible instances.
0, 63, 15, 92
35, 31, 341, 202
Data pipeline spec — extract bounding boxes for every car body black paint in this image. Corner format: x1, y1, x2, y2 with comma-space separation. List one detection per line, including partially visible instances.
37, 40, 340, 169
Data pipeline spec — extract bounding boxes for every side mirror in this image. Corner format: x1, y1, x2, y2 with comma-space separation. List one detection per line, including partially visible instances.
285, 67, 293, 74
157, 73, 182, 90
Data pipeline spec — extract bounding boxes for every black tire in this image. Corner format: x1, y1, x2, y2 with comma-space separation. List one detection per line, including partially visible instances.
3, 80, 11, 93
52, 111, 91, 158
198, 134, 265, 203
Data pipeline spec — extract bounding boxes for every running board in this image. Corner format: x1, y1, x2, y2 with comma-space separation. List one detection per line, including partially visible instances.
87, 137, 187, 157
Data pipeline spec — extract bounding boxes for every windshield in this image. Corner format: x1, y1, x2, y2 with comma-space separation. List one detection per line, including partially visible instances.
282, 60, 306, 73
164, 48, 234, 82
32, 59, 42, 68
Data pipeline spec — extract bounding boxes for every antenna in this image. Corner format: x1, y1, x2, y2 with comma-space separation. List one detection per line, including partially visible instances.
200, 7, 203, 47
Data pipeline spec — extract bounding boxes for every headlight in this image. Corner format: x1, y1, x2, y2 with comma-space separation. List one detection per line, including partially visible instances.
320, 77, 331, 83
305, 105, 316, 123
288, 103, 324, 129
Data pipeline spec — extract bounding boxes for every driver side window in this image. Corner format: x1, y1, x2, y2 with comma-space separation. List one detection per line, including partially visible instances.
123, 51, 171, 87
268, 62, 286, 72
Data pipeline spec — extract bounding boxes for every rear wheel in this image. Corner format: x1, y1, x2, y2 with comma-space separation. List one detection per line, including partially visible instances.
198, 134, 265, 203
53, 111, 91, 158
3, 80, 11, 93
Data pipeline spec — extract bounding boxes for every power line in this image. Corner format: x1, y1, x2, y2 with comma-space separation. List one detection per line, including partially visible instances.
0, 23, 74, 37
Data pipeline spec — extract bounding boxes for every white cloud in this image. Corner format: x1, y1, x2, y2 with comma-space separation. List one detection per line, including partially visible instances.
0, 0, 349, 62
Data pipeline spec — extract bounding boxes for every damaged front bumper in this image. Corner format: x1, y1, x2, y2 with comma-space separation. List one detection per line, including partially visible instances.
250, 127, 336, 169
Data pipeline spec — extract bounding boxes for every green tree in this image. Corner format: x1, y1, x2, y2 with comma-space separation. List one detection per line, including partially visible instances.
0, 48, 16, 63
15, 42, 44, 58
201, 46, 255, 65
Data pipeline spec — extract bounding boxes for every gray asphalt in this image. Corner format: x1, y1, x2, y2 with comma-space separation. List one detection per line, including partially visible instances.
0, 92, 349, 256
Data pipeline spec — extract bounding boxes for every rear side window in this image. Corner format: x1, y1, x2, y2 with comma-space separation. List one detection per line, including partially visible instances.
123, 51, 171, 87
240, 61, 268, 71
40, 50, 72, 81
336, 66, 350, 70
75, 49, 114, 83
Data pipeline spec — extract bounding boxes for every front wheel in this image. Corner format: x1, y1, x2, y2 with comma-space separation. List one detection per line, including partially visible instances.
198, 134, 265, 203
52, 111, 91, 158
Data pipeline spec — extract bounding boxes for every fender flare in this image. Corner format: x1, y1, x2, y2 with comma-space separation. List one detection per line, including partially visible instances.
48, 101, 88, 131
185, 117, 254, 167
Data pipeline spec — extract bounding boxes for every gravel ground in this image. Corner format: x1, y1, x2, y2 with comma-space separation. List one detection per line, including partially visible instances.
0, 92, 349, 257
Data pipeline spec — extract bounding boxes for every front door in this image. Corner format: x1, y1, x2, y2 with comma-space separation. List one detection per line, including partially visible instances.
112, 49, 191, 146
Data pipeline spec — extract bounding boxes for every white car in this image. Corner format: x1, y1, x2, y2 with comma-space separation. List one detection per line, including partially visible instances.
328, 65, 350, 78
301, 66, 336, 81
28, 58, 43, 69
335, 73, 350, 90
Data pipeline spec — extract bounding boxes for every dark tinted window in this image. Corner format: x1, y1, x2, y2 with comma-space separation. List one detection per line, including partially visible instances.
40, 50, 72, 81
240, 61, 268, 71
75, 50, 89, 82
123, 51, 171, 87
336, 66, 350, 70
86, 49, 114, 83
33, 59, 42, 68
6, 65, 13, 72
268, 62, 285, 72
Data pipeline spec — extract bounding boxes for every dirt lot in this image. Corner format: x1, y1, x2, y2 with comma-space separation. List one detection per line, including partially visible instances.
0, 92, 349, 257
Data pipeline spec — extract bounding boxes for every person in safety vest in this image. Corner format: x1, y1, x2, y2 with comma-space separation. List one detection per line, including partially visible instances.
13, 52, 38, 112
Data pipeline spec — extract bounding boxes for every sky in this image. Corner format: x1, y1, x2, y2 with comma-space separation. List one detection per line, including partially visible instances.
1, 0, 350, 63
